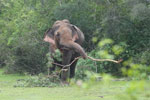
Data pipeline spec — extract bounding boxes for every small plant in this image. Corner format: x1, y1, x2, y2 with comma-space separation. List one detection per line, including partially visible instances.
53, 49, 62, 62
46, 52, 53, 76
122, 59, 150, 80
116, 80, 146, 100
14, 49, 64, 88
46, 49, 62, 76
14, 74, 61, 87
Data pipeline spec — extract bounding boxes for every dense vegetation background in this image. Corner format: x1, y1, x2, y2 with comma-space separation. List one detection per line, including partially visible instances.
0, 0, 150, 79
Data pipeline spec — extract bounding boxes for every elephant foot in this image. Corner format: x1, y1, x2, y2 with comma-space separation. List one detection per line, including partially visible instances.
60, 69, 70, 86
60, 67, 70, 81
61, 81, 70, 86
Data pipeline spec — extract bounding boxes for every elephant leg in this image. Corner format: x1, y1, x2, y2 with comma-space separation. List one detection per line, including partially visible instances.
70, 53, 80, 78
70, 59, 78, 78
50, 58, 62, 72
61, 50, 73, 81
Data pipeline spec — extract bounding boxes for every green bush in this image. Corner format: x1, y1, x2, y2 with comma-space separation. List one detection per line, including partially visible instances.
5, 43, 48, 74
14, 74, 61, 87
75, 38, 125, 80
0, 0, 56, 74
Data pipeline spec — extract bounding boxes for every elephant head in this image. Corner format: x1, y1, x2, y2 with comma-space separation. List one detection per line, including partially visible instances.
44, 19, 87, 59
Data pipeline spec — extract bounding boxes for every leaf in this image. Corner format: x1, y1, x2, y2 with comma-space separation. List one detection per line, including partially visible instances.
7, 37, 13, 45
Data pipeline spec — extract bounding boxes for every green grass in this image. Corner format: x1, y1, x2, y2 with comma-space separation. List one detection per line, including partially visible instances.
0, 69, 150, 100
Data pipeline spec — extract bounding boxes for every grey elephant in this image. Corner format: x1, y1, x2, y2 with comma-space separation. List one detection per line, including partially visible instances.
44, 19, 87, 81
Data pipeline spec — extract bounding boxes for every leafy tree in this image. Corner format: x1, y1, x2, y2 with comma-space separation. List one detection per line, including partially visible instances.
0, 0, 150, 76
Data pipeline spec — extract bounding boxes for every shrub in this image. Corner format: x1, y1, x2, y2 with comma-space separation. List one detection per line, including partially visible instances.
75, 38, 125, 80
14, 74, 61, 87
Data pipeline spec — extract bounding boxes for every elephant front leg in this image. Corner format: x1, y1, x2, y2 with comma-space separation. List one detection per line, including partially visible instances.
70, 53, 80, 78
61, 50, 73, 82
70, 59, 78, 78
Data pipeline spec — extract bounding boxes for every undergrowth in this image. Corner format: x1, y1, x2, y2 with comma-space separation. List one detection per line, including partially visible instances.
14, 74, 61, 87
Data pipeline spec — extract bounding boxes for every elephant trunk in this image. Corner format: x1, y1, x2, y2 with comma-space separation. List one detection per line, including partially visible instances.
61, 41, 87, 59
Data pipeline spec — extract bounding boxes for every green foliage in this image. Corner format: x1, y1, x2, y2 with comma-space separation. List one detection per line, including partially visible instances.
0, 0, 56, 74
4, 43, 48, 74
0, 0, 150, 77
116, 80, 145, 100
1, 1, 150, 100
75, 70, 149, 100
76, 38, 125, 80
52, 49, 62, 62
75, 50, 100, 80
14, 74, 61, 87
122, 59, 150, 80
46, 49, 62, 76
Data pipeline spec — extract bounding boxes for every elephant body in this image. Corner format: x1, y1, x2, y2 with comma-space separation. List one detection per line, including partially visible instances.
44, 19, 87, 81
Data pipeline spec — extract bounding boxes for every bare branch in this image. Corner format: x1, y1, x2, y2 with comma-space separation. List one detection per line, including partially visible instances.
87, 56, 123, 63
51, 56, 123, 74
52, 56, 81, 68
52, 56, 123, 68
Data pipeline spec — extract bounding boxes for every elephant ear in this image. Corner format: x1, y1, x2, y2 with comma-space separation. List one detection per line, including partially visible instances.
43, 26, 59, 45
44, 35, 55, 45
71, 25, 84, 43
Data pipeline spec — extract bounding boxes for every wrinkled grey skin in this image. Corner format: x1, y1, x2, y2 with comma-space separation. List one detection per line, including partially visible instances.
44, 19, 87, 81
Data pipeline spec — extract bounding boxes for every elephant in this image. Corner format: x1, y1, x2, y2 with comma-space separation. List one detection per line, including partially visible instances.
44, 19, 87, 81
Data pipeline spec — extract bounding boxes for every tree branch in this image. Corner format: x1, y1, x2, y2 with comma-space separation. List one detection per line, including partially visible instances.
87, 56, 123, 63
52, 56, 123, 68
51, 56, 123, 75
